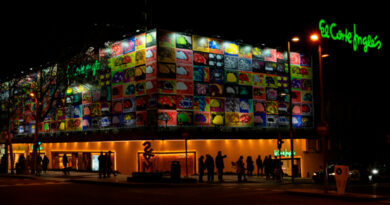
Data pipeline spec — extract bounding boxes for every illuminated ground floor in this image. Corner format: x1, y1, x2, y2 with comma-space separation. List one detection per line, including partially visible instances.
8, 139, 322, 178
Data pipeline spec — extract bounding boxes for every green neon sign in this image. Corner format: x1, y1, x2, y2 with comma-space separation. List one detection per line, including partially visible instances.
68, 60, 101, 78
274, 149, 296, 157
319, 19, 382, 53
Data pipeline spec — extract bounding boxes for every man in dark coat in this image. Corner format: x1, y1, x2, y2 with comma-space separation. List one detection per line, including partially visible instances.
205, 154, 214, 183
236, 156, 245, 182
246, 156, 254, 176
215, 151, 227, 182
62, 154, 69, 175
256, 155, 263, 176
42, 155, 49, 173
198, 155, 205, 182
98, 152, 106, 178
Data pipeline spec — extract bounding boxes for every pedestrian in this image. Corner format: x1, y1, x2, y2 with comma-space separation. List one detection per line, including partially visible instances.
215, 151, 227, 182
246, 156, 254, 176
18, 155, 26, 174
36, 155, 42, 176
236, 156, 245, 182
273, 155, 282, 181
269, 154, 274, 180
42, 155, 49, 173
98, 152, 106, 178
0, 155, 6, 173
106, 151, 116, 177
26, 155, 32, 174
205, 154, 214, 183
264, 156, 270, 180
198, 155, 205, 182
62, 154, 69, 175
256, 155, 263, 176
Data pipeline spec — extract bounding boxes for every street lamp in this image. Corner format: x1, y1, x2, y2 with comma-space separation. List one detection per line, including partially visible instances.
287, 36, 299, 183
287, 33, 328, 190
310, 34, 320, 42
310, 33, 329, 193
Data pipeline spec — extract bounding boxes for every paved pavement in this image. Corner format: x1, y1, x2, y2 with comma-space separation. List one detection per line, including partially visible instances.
1, 170, 389, 201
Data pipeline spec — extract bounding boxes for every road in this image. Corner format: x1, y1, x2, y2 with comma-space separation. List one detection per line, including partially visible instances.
1, 177, 390, 205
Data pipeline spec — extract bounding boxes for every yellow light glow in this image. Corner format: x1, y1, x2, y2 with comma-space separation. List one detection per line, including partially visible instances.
310, 34, 320, 41
291, 37, 300, 42
322, 54, 330, 58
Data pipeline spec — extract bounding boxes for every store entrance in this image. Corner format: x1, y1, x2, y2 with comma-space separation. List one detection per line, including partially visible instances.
280, 158, 301, 177
52, 153, 78, 170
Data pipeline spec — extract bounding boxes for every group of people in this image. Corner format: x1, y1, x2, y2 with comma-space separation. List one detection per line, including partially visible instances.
236, 155, 284, 182
98, 151, 116, 178
14, 154, 49, 175
198, 152, 284, 183
260, 155, 284, 181
198, 151, 227, 183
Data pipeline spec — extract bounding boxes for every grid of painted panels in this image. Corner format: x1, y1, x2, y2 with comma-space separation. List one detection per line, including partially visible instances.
39, 30, 158, 132
156, 30, 313, 128
15, 29, 313, 134
90, 30, 159, 129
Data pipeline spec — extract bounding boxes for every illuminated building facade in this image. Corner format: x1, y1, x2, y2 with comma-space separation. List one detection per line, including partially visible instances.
2, 29, 321, 177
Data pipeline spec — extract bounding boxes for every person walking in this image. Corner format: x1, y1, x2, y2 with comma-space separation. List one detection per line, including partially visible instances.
42, 155, 49, 173
246, 156, 254, 176
236, 156, 245, 182
198, 155, 205, 182
62, 154, 69, 175
256, 155, 263, 176
98, 152, 106, 178
215, 151, 227, 182
205, 154, 214, 183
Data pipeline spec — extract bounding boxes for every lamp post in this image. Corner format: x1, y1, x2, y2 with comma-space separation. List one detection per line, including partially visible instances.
310, 33, 329, 193
287, 37, 299, 183
30, 92, 39, 175
183, 132, 188, 178
178, 118, 188, 178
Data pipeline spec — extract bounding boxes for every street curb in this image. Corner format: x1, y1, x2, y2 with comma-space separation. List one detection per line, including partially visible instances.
284, 190, 390, 201
67, 179, 214, 188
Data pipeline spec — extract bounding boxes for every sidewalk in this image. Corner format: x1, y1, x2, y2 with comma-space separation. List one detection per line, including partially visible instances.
1, 171, 389, 201
2, 171, 311, 184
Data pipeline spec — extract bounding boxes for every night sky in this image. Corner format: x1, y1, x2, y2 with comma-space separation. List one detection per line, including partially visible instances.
3, 2, 388, 159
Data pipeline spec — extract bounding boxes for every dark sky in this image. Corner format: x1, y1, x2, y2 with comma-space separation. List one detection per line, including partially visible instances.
4, 2, 385, 73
